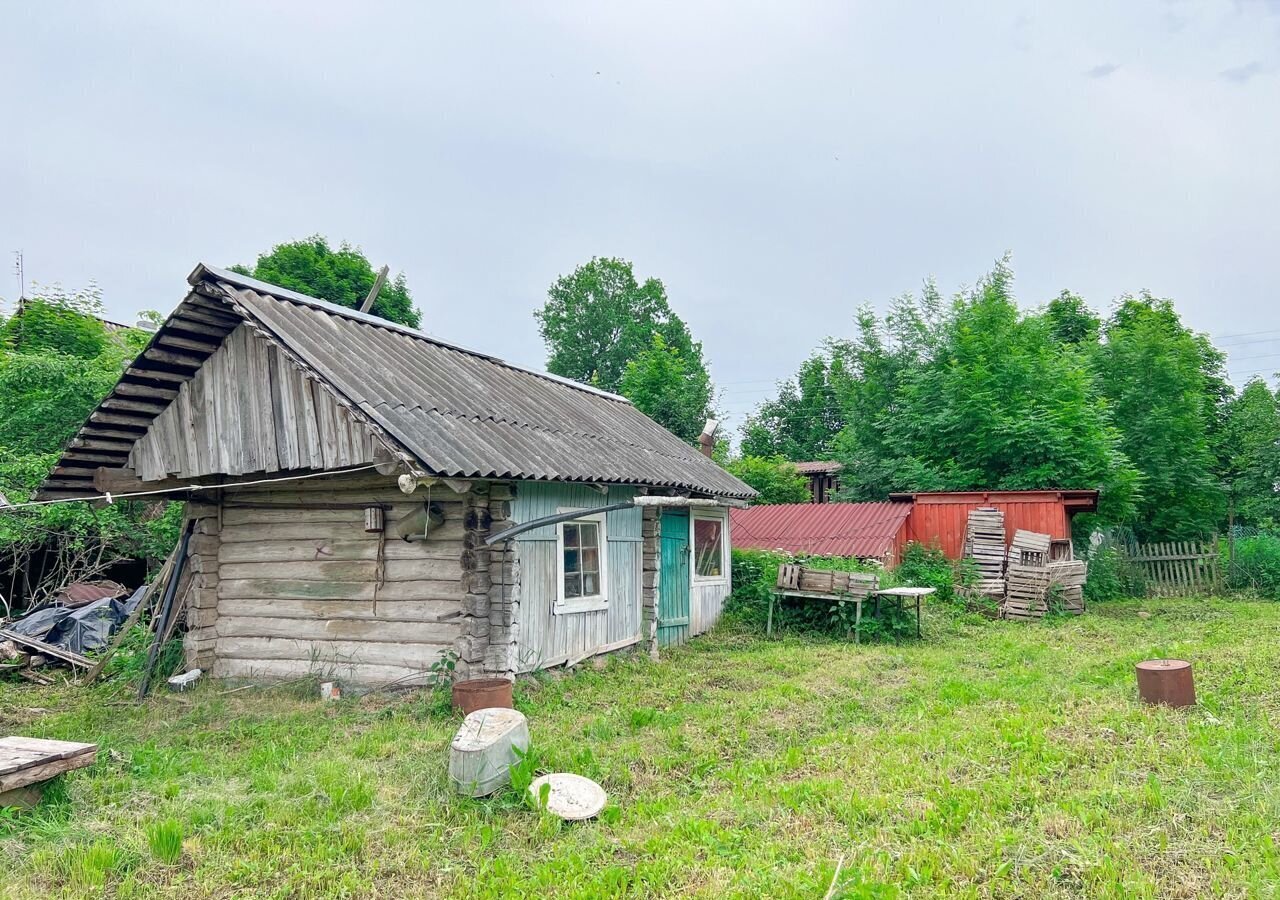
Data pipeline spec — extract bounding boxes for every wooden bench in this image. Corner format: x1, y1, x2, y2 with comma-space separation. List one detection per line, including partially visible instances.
769, 565, 880, 643
0, 736, 98, 808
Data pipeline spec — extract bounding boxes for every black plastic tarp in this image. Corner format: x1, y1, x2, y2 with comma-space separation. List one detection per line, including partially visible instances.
7, 585, 145, 656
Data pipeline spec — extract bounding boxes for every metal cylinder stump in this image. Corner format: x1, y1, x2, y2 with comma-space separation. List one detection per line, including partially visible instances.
1136, 659, 1195, 708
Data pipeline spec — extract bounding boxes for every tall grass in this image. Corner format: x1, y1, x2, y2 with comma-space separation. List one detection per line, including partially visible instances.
146, 818, 184, 864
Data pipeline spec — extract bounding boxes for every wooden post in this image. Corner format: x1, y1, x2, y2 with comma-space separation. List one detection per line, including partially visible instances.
1227, 487, 1236, 582
359, 265, 390, 313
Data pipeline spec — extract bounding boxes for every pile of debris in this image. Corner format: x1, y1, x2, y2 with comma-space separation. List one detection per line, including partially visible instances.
961, 512, 1088, 620
0, 581, 145, 684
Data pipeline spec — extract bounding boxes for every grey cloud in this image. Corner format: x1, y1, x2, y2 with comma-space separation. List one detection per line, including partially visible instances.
1086, 63, 1121, 78
3, 0, 1280, 428
1221, 61, 1266, 82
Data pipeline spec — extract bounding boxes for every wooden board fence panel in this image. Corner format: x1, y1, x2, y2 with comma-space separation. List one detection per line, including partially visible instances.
1127, 541, 1220, 597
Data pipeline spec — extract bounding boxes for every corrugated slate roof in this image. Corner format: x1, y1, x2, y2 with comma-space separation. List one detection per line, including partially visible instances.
792, 460, 843, 475
730, 501, 912, 558
37, 264, 754, 500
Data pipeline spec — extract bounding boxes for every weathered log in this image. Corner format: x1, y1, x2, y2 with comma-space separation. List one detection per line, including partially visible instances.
213, 615, 460, 643
214, 597, 461, 622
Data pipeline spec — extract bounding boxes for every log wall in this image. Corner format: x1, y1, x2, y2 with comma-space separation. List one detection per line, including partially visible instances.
186, 471, 469, 684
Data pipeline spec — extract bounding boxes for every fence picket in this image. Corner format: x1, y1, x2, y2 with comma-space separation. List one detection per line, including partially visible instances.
1123, 539, 1219, 598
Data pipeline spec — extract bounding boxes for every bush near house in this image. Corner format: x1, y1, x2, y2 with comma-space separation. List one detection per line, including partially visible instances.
1226, 533, 1280, 600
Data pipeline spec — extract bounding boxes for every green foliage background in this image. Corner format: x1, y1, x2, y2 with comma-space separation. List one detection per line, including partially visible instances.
232, 235, 420, 328
536, 257, 716, 443
740, 256, 1275, 543
0, 285, 180, 611
722, 455, 809, 505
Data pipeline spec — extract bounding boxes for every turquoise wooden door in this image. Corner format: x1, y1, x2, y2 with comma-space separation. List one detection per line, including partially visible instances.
658, 509, 691, 647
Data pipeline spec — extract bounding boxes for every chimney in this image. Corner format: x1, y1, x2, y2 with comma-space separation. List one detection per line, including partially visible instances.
698, 418, 720, 458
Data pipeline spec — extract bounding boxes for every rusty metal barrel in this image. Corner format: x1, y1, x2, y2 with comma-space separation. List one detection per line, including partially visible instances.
1135, 659, 1196, 708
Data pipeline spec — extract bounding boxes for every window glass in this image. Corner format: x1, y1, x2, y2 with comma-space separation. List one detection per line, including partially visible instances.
694, 516, 724, 577
562, 520, 603, 601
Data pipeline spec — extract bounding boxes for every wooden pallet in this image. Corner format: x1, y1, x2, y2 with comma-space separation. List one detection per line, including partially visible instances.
0, 736, 97, 808
1008, 529, 1052, 568
1003, 563, 1052, 619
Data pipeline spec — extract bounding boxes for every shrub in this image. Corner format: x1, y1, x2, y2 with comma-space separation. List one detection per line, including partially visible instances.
1081, 542, 1146, 602
1227, 534, 1280, 599
887, 542, 970, 605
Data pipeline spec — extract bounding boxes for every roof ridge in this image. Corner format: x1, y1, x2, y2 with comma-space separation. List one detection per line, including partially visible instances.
189, 263, 631, 404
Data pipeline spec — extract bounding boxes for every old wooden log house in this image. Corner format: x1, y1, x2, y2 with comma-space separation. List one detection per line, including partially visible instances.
37, 265, 755, 684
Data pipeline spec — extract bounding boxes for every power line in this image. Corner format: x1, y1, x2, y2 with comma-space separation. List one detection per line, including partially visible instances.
0, 464, 383, 511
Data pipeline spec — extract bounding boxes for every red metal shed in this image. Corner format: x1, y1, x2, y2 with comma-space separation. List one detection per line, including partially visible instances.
891, 490, 1098, 559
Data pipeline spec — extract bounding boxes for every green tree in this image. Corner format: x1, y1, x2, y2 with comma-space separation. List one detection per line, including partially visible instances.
739, 352, 849, 460
747, 258, 1139, 523
617, 334, 714, 443
0, 283, 110, 358
0, 284, 181, 611
723, 455, 810, 504
535, 257, 700, 394
1044, 290, 1101, 346
1095, 293, 1225, 539
1220, 379, 1280, 528
232, 235, 419, 328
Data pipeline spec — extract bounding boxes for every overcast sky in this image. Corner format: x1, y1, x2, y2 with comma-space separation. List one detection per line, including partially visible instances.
4, 1, 1279, 434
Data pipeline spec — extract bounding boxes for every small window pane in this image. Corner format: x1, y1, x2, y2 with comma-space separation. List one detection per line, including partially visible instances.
583, 572, 599, 597
564, 571, 582, 598
564, 524, 579, 548
582, 547, 599, 574
580, 522, 599, 550
694, 517, 723, 577
564, 548, 580, 573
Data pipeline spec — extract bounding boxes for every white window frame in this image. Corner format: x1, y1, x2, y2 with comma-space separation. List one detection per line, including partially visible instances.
691, 509, 729, 583
554, 509, 609, 614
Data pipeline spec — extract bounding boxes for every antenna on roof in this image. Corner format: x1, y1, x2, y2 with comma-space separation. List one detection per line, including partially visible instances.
359, 265, 390, 314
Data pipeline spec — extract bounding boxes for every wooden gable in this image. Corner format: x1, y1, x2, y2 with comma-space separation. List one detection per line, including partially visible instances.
129, 323, 377, 481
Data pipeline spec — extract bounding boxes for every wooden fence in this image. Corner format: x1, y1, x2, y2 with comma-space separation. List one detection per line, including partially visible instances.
1127, 541, 1221, 597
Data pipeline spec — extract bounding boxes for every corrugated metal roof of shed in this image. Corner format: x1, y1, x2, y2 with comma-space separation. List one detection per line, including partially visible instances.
792, 461, 843, 475
730, 501, 912, 559
208, 268, 755, 498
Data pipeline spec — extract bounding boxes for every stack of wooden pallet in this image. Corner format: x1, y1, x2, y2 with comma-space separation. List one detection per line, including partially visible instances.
999, 530, 1087, 620
964, 508, 1007, 596
1046, 560, 1087, 613
1003, 563, 1052, 620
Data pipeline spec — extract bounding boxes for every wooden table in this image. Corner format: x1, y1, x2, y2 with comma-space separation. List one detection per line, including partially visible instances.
870, 587, 935, 638
0, 736, 97, 808
768, 589, 871, 643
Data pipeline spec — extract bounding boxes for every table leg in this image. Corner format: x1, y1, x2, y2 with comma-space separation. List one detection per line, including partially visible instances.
854, 599, 862, 645
767, 593, 775, 638
916, 597, 922, 638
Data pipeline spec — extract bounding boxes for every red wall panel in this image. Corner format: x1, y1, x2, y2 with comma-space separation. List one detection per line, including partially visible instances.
904, 493, 1074, 559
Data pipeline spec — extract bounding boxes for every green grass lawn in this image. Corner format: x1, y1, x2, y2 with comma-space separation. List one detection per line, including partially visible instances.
3, 599, 1279, 899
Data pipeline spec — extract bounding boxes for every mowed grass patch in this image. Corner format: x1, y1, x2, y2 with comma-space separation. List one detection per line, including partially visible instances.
1, 599, 1279, 898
